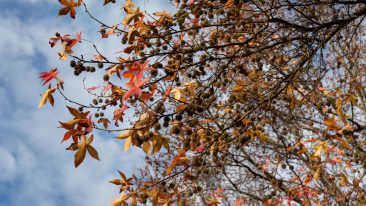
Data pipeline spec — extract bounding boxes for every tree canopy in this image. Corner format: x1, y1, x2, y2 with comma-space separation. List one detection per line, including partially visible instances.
38, 0, 366, 205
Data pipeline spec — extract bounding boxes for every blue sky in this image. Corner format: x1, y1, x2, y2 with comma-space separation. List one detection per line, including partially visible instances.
0, 0, 172, 205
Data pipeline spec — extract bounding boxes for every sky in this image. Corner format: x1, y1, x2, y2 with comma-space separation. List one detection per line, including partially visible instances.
0, 0, 172, 205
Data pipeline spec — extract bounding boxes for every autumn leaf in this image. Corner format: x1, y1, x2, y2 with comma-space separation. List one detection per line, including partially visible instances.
194, 143, 205, 153
234, 198, 245, 206
207, 197, 220, 206
66, 106, 81, 118
74, 143, 87, 167
110, 192, 129, 206
153, 11, 172, 25
324, 115, 339, 130
170, 87, 181, 100
66, 31, 82, 49
122, 77, 150, 101
165, 149, 186, 176
87, 86, 100, 92
87, 145, 100, 161
39, 68, 58, 85
124, 136, 132, 152
38, 84, 56, 108
116, 130, 131, 140
113, 105, 129, 126
58, 42, 72, 60
122, 8, 144, 26
102, 83, 112, 93
94, 54, 106, 61
58, 0, 82, 19
123, 61, 152, 80
100, 25, 118, 38
73, 135, 100, 167
122, 0, 135, 13
49, 33, 71, 47
313, 166, 322, 179
142, 141, 152, 154
141, 83, 157, 101
109, 171, 134, 193
313, 141, 326, 157
98, 118, 111, 129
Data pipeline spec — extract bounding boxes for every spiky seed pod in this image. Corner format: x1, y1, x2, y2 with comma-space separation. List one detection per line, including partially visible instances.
70, 60, 76, 67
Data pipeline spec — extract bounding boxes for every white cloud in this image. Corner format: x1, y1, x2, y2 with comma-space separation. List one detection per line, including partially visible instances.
0, 147, 16, 182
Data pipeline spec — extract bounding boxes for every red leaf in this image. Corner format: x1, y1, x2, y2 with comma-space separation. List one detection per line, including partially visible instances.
87, 86, 100, 92
122, 77, 149, 101
62, 130, 74, 142
102, 84, 112, 93
194, 143, 205, 153
39, 68, 58, 85
67, 32, 82, 48
163, 86, 171, 100
100, 25, 117, 38
113, 105, 129, 126
234, 198, 245, 206
123, 61, 152, 80
141, 83, 157, 101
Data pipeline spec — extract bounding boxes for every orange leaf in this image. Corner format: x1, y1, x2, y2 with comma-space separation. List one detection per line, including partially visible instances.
58, 0, 81, 19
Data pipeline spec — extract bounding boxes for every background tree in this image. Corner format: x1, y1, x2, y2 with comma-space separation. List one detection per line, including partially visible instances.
39, 0, 366, 205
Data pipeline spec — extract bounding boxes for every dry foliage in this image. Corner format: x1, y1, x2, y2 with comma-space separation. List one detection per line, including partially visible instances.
38, 0, 366, 205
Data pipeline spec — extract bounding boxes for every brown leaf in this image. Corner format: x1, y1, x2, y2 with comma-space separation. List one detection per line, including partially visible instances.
58, 0, 81, 19
58, 7, 71, 16
66, 142, 78, 151
47, 93, 55, 106
87, 145, 100, 161
67, 106, 81, 118
142, 141, 151, 154
109, 179, 123, 185
98, 118, 110, 129
74, 145, 86, 167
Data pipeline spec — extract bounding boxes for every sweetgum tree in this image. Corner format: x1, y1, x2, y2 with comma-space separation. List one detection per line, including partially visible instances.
38, 0, 366, 205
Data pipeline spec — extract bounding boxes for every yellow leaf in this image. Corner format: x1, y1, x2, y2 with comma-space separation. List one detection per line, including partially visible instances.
38, 89, 50, 108
122, 0, 135, 13
122, 8, 143, 26
314, 141, 326, 157
124, 136, 132, 152
313, 166, 322, 179
232, 85, 243, 92
66, 119, 81, 126
154, 11, 171, 17
170, 88, 181, 100
336, 98, 347, 123
116, 131, 131, 139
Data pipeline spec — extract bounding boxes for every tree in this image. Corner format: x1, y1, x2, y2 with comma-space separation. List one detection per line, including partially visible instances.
38, 0, 366, 205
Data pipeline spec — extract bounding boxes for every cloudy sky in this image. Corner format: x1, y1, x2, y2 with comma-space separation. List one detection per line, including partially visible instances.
0, 0, 172, 205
